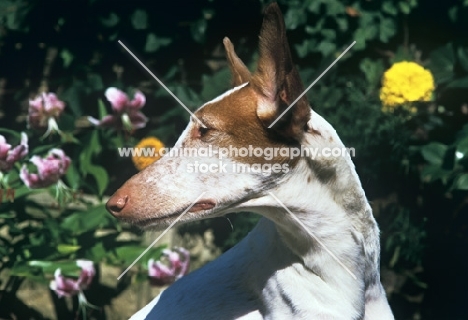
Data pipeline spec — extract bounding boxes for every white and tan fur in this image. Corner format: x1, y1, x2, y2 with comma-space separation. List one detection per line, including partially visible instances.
106, 3, 394, 319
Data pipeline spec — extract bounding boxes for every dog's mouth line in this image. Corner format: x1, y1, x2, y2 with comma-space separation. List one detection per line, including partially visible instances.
129, 200, 217, 227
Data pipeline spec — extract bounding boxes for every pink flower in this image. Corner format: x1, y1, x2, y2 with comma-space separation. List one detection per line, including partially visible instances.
28, 93, 65, 136
88, 87, 148, 130
20, 148, 71, 188
148, 248, 190, 286
50, 269, 80, 298
76, 260, 96, 289
49, 260, 95, 298
0, 133, 28, 172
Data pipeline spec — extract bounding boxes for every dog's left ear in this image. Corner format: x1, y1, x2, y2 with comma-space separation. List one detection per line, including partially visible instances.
251, 3, 310, 140
223, 37, 251, 87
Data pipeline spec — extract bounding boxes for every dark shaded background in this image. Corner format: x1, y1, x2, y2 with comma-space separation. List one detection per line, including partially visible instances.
1, 1, 468, 319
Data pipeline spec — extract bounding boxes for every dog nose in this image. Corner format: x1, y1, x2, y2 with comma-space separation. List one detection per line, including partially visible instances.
106, 189, 129, 217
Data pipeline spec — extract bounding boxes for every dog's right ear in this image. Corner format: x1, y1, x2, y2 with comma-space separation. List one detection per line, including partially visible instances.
223, 37, 251, 87
251, 3, 310, 140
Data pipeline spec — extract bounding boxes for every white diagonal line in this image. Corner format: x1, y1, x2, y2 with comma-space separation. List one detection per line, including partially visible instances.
117, 192, 206, 280
268, 192, 357, 280
268, 41, 356, 128
117, 40, 206, 128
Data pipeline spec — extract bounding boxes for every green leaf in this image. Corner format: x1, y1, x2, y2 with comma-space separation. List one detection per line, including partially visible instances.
13, 186, 35, 199
0, 128, 21, 138
380, 18, 396, 42
447, 76, 468, 88
65, 163, 80, 190
320, 29, 336, 41
60, 49, 74, 68
456, 137, 468, 161
317, 41, 336, 56
190, 19, 208, 43
284, 8, 307, 29
353, 28, 375, 50
454, 173, 468, 190
79, 130, 101, 175
100, 12, 120, 27
87, 73, 104, 91
335, 17, 348, 31
421, 142, 448, 166
57, 244, 81, 254
131, 9, 148, 30
429, 43, 455, 84
98, 99, 108, 118
29, 260, 82, 276
421, 164, 451, 184
448, 6, 458, 22
295, 39, 317, 58
86, 242, 107, 260
87, 164, 109, 196
110, 245, 165, 266
382, 2, 398, 15
307, 0, 322, 13
325, 0, 345, 15
360, 58, 384, 88
61, 205, 112, 234
2, 2, 30, 30
62, 84, 83, 117
145, 33, 172, 53
457, 47, 468, 72
399, 2, 410, 14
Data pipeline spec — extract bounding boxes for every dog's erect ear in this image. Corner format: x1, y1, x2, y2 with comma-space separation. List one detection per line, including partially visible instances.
223, 37, 251, 87
251, 3, 310, 139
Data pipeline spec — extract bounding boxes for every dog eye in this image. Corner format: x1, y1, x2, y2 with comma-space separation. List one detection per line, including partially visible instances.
199, 126, 210, 136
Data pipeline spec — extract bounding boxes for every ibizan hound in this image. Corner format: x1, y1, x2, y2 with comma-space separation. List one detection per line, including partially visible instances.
106, 3, 394, 319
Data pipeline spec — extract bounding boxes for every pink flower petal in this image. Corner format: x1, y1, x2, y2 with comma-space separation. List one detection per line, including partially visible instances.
147, 248, 191, 287
43, 93, 65, 114
176, 248, 190, 277
148, 259, 176, 286
129, 111, 148, 129
6, 133, 28, 164
0, 135, 11, 158
28, 92, 65, 130
102, 115, 120, 128
29, 96, 43, 110
129, 91, 146, 109
50, 269, 80, 298
20, 165, 39, 188
76, 260, 95, 289
105, 87, 129, 113
20, 149, 70, 189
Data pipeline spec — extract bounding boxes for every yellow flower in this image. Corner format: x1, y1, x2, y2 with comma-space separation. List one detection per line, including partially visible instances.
132, 137, 165, 171
380, 61, 435, 112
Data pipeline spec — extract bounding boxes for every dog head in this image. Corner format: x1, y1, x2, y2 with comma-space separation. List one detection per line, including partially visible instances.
106, 3, 314, 229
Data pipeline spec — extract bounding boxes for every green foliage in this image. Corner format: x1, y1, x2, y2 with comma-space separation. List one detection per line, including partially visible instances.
279, 0, 417, 55
384, 207, 426, 269
0, 0, 468, 318
413, 124, 468, 191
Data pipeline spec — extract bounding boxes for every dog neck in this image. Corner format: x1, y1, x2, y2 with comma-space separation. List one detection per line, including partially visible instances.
232, 110, 379, 318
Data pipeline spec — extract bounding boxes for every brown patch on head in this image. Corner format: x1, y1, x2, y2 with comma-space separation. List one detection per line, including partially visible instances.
185, 3, 313, 169
192, 85, 301, 167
